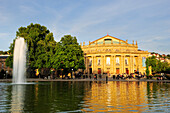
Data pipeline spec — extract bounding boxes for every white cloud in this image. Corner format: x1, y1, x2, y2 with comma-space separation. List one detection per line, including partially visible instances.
142, 36, 167, 43
66, 0, 164, 35
0, 33, 9, 39
0, 6, 11, 24
19, 5, 39, 15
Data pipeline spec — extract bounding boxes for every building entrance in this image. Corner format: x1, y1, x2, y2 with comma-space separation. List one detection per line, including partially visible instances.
98, 68, 101, 74
126, 68, 129, 74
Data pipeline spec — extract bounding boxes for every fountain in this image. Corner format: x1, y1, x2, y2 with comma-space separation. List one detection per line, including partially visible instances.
13, 37, 27, 84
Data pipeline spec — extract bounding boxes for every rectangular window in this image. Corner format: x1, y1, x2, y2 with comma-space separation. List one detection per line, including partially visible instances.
98, 58, 101, 66
134, 58, 136, 66
116, 57, 119, 65
142, 57, 146, 67
106, 57, 110, 65
125, 58, 128, 66
89, 58, 92, 66
116, 68, 120, 74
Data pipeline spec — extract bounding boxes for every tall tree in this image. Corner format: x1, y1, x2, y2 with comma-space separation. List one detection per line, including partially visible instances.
52, 35, 85, 75
6, 23, 56, 70
146, 56, 157, 73
146, 56, 170, 74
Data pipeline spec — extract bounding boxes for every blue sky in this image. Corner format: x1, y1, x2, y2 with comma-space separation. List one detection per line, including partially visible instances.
0, 0, 170, 54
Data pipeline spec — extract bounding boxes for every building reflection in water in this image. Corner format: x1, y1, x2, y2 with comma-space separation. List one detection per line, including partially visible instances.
82, 81, 148, 112
10, 85, 25, 112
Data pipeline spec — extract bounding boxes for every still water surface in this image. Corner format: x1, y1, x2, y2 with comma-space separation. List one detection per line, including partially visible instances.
0, 81, 169, 112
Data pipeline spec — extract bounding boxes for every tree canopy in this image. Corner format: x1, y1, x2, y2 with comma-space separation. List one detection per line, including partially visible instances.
6, 23, 85, 77
146, 56, 170, 74
52, 35, 85, 75
6, 23, 56, 69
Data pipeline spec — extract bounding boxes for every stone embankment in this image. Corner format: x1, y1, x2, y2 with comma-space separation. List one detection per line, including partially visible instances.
0, 78, 170, 82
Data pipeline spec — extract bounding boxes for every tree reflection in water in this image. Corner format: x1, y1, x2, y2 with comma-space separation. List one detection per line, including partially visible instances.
0, 81, 169, 112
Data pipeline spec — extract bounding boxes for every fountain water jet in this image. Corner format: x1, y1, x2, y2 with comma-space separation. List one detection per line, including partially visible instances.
13, 37, 27, 84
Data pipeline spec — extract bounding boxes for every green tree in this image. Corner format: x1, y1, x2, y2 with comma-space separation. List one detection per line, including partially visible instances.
146, 56, 157, 73
146, 56, 170, 74
167, 54, 170, 59
6, 23, 55, 71
35, 33, 56, 69
146, 58, 149, 76
156, 60, 163, 73
52, 35, 85, 76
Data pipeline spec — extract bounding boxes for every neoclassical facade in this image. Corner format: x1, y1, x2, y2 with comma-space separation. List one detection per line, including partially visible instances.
81, 35, 149, 75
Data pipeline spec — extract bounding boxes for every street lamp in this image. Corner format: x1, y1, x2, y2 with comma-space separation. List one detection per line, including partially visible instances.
6, 71, 8, 79
72, 69, 73, 79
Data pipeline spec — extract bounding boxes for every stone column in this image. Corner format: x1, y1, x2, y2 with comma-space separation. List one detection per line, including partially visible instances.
121, 55, 125, 74
129, 55, 133, 74
132, 55, 134, 74
94, 56, 97, 74
113, 55, 115, 74
86, 56, 89, 78
123, 55, 125, 73
86, 56, 90, 76
102, 55, 105, 74
92, 56, 94, 74
138, 55, 142, 73
84, 56, 87, 74
129, 55, 132, 74
120, 55, 122, 74
110, 55, 113, 74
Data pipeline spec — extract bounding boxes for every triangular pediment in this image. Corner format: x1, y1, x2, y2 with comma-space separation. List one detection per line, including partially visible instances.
90, 35, 127, 45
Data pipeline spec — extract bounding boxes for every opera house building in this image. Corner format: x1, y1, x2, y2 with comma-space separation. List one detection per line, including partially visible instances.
81, 35, 149, 76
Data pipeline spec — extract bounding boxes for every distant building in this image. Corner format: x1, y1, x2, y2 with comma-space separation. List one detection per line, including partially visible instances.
81, 35, 149, 75
149, 53, 170, 63
0, 55, 12, 75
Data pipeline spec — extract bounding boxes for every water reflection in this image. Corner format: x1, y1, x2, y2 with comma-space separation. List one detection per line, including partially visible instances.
10, 85, 25, 112
0, 81, 169, 112
81, 81, 170, 112
146, 82, 170, 112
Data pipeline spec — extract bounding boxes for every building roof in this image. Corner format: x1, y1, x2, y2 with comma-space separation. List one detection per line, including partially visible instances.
90, 35, 128, 45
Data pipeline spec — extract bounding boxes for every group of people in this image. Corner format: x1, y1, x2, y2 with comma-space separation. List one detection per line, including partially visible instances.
113, 73, 145, 80
91, 73, 146, 80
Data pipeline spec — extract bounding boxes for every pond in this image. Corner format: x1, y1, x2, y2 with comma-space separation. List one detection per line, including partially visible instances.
0, 81, 169, 112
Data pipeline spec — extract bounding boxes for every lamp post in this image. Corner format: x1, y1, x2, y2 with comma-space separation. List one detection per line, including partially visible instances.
71, 69, 73, 79
6, 71, 8, 79
61, 69, 63, 79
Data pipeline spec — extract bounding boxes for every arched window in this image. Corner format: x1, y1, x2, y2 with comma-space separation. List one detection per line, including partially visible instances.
98, 58, 101, 66
89, 58, 92, 66
125, 58, 128, 66
104, 39, 112, 44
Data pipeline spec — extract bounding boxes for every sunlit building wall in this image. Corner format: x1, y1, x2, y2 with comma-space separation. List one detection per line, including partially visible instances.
81, 35, 149, 75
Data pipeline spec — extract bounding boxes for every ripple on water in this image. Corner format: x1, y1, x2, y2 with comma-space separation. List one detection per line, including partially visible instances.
82, 108, 95, 112
128, 110, 139, 112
